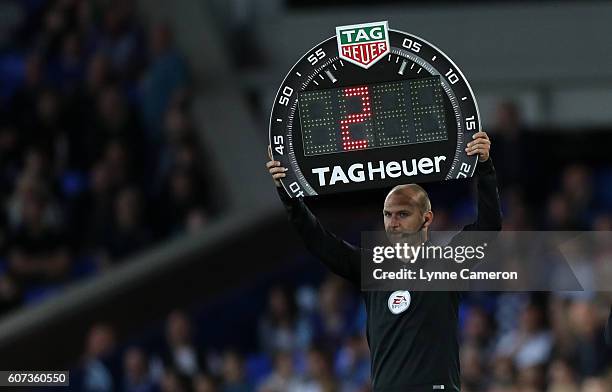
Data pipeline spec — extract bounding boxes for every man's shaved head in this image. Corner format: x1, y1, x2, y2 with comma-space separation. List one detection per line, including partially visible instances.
383, 183, 433, 243
386, 184, 431, 214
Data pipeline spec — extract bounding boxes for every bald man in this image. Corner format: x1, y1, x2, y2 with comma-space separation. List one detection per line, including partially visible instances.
383, 183, 433, 247
266, 131, 502, 392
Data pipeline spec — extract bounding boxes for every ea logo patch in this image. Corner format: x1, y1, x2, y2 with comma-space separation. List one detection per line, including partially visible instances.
388, 290, 411, 314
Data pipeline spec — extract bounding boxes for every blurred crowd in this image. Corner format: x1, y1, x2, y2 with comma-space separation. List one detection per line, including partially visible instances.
74, 280, 612, 392
487, 102, 612, 233
75, 277, 368, 392
0, 0, 213, 316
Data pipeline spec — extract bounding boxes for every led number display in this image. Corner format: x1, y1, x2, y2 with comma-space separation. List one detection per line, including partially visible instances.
299, 77, 448, 156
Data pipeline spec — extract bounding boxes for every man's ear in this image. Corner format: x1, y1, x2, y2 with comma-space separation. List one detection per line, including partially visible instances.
423, 211, 434, 229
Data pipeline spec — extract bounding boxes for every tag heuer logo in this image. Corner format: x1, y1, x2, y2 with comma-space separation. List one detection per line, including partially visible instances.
336, 21, 390, 69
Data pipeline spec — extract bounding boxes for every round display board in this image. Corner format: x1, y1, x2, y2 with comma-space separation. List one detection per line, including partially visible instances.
269, 21, 479, 197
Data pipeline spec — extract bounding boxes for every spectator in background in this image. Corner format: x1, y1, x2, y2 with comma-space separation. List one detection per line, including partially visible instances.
6, 172, 50, 230
495, 303, 553, 370
194, 373, 219, 392
490, 100, 528, 188
221, 350, 252, 392
427, 207, 453, 231
155, 168, 208, 237
0, 122, 21, 195
546, 193, 578, 230
335, 334, 370, 392
54, 32, 86, 93
462, 305, 496, 356
27, 88, 69, 172
153, 104, 213, 218
592, 214, 612, 231
155, 310, 206, 379
549, 296, 578, 361
64, 51, 113, 169
561, 165, 593, 227
309, 276, 355, 349
490, 356, 515, 388
173, 141, 200, 172
160, 367, 190, 392
258, 286, 302, 354
89, 85, 144, 172
97, 0, 145, 79
10, 53, 45, 128
24, 145, 52, 178
156, 105, 197, 184
98, 186, 150, 266
547, 358, 579, 392
72, 160, 115, 250
258, 351, 299, 392
516, 364, 546, 391
0, 275, 22, 317
82, 323, 119, 392
567, 300, 611, 377
35, 1, 73, 57
460, 343, 486, 392
7, 148, 57, 220
291, 346, 338, 392
186, 208, 209, 235
8, 191, 70, 283
500, 188, 533, 230
102, 140, 132, 189
141, 23, 188, 139
84, 51, 113, 100
579, 377, 609, 392
94, 84, 132, 139
74, 0, 94, 36
123, 346, 156, 392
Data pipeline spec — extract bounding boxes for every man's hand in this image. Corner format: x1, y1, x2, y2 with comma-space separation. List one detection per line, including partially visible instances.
466, 131, 491, 162
266, 145, 288, 188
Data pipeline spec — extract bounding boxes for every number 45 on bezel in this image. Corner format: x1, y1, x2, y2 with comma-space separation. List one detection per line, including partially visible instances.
273, 135, 284, 155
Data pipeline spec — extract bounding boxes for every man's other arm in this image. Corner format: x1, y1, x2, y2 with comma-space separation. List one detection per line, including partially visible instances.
267, 148, 360, 284
276, 187, 361, 284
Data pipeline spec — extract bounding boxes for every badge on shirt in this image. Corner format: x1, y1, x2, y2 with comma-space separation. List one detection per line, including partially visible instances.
388, 290, 411, 314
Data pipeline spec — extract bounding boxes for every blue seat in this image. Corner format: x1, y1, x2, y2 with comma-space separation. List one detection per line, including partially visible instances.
245, 353, 273, 385
61, 171, 87, 198
71, 256, 99, 279
23, 284, 64, 305
594, 169, 612, 211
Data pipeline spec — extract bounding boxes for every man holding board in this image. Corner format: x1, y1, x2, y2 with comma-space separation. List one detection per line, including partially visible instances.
266, 131, 501, 392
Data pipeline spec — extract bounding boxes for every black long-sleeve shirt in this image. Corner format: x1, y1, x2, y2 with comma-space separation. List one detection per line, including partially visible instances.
277, 158, 502, 392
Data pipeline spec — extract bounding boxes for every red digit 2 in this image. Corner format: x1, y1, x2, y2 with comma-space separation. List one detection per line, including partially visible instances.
340, 86, 371, 151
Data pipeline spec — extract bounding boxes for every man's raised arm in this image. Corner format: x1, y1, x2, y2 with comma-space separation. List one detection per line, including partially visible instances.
448, 131, 502, 252
462, 131, 503, 232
